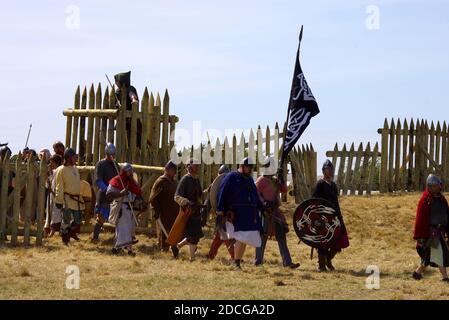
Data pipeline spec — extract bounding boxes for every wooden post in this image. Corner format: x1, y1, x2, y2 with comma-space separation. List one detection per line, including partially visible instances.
343, 143, 355, 196
331, 143, 338, 169
232, 134, 237, 171
23, 160, 36, 246
443, 122, 449, 188
130, 101, 139, 163
302, 145, 310, 191
66, 86, 79, 148
147, 92, 155, 164
162, 90, 170, 164
359, 143, 371, 195
351, 143, 363, 195
10, 154, 22, 245
379, 118, 389, 193
367, 143, 379, 194
256, 126, 263, 174
121, 89, 129, 162
238, 133, 245, 168
85, 85, 95, 165
401, 119, 409, 192
100, 87, 109, 160
107, 87, 115, 144
298, 147, 310, 199
141, 88, 150, 164
394, 119, 401, 191
71, 86, 81, 151
387, 119, 395, 192
154, 94, 162, 165
265, 126, 271, 157
79, 86, 88, 165
169, 115, 177, 162
429, 122, 436, 171
204, 143, 212, 188
35, 159, 47, 246
93, 83, 102, 163
289, 151, 301, 203
224, 137, 232, 167
413, 120, 422, 191
336, 144, 347, 195
0, 155, 10, 244
408, 119, 415, 191
311, 144, 317, 187
436, 121, 442, 168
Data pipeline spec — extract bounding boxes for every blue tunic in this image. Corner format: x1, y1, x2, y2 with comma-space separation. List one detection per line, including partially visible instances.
217, 171, 263, 232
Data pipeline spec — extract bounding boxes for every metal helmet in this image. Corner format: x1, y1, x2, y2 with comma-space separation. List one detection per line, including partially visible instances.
218, 164, 230, 174
322, 159, 334, 172
240, 157, 255, 168
262, 157, 277, 176
427, 174, 442, 187
121, 162, 133, 172
105, 143, 116, 156
64, 148, 77, 159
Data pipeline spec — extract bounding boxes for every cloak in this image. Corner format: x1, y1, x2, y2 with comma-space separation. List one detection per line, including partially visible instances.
414, 190, 449, 239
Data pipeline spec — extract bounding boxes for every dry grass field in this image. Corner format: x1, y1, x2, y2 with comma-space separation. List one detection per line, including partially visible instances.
1, 193, 449, 300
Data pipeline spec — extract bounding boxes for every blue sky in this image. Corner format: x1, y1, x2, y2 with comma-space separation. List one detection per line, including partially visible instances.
1, 0, 448, 167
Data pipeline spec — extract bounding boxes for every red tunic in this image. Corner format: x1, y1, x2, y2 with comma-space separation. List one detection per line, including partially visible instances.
109, 172, 142, 196
413, 190, 449, 240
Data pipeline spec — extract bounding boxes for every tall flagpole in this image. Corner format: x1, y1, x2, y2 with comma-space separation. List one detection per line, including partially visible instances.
280, 25, 304, 168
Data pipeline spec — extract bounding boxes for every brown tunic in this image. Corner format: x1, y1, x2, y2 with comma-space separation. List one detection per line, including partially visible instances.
149, 175, 179, 234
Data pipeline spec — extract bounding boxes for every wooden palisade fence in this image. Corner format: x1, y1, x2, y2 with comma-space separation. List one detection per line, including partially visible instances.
63, 84, 179, 230
289, 144, 317, 203
0, 153, 47, 246
325, 142, 380, 195
174, 123, 316, 205
175, 123, 283, 190
378, 118, 449, 193
63, 84, 179, 167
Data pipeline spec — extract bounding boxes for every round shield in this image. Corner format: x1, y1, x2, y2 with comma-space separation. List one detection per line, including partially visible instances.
293, 198, 343, 250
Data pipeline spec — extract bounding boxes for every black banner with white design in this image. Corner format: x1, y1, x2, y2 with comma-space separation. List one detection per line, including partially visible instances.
281, 26, 319, 166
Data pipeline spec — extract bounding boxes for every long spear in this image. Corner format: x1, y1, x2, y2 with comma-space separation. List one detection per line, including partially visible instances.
24, 124, 32, 149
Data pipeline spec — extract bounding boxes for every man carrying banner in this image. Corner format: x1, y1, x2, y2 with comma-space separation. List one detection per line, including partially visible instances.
149, 160, 179, 252
255, 157, 300, 269
312, 160, 349, 271
216, 157, 263, 270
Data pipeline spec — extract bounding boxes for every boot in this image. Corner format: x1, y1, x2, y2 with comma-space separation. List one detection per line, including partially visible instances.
69, 225, 80, 241
62, 231, 70, 245
44, 227, 51, 238
326, 250, 337, 271
318, 254, 327, 272
51, 222, 61, 233
90, 223, 102, 243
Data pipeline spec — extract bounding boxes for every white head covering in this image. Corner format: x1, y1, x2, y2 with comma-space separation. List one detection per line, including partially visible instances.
262, 157, 277, 176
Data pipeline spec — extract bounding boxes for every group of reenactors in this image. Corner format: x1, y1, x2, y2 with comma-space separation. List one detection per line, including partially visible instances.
5, 136, 449, 280
4, 69, 448, 280
2, 136, 350, 271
